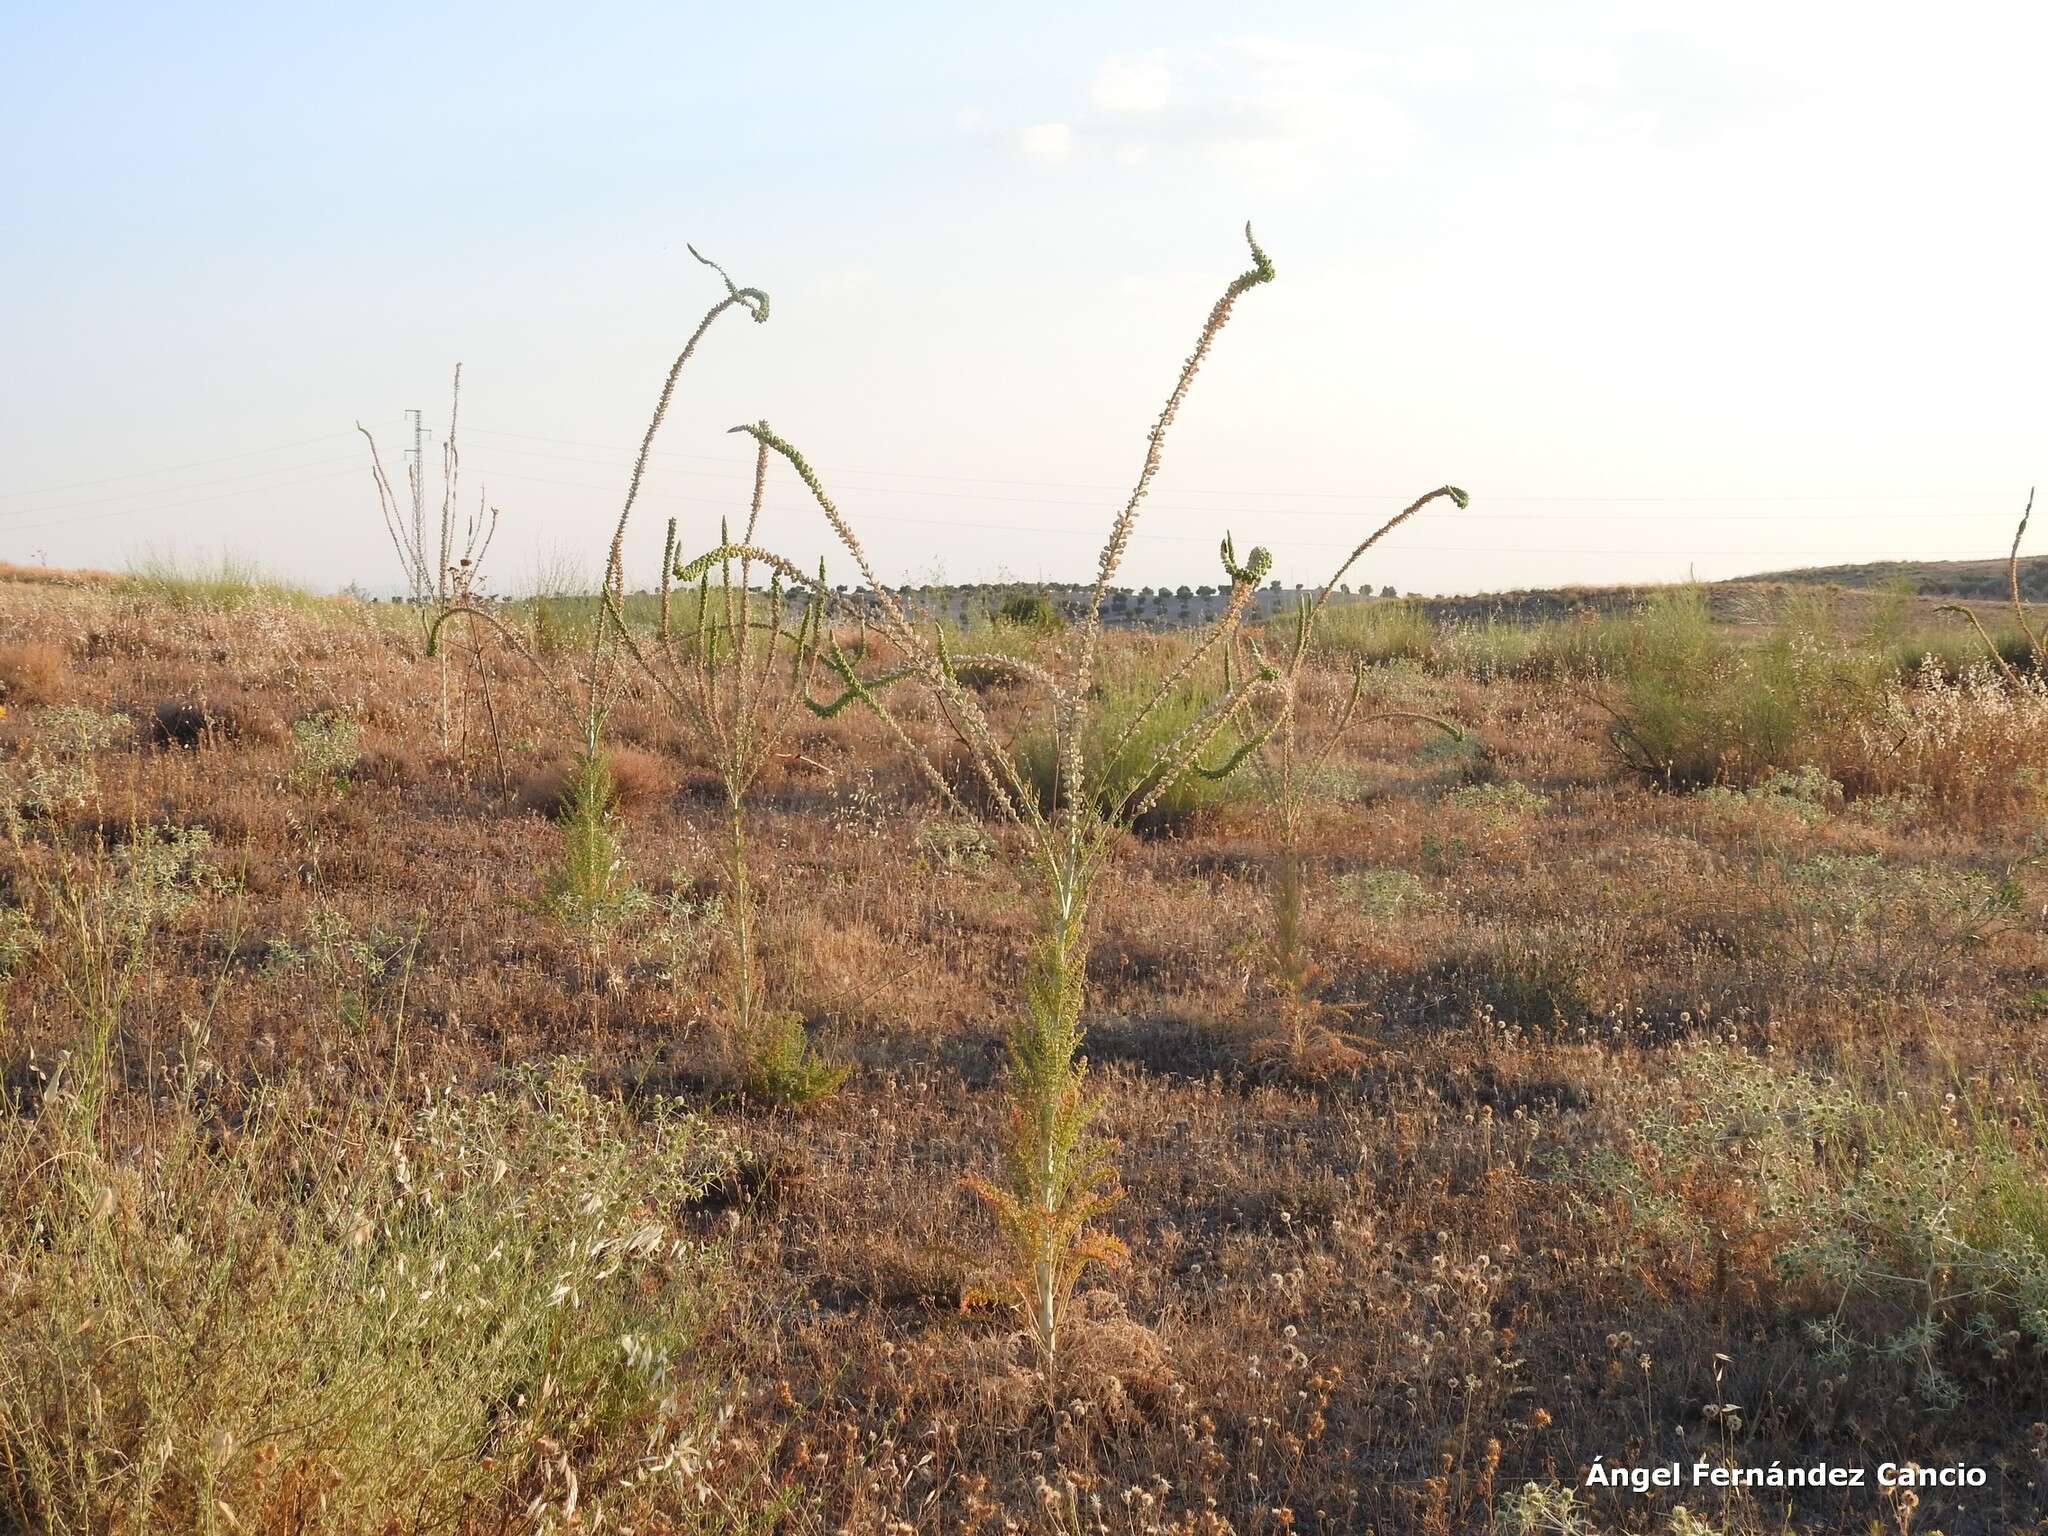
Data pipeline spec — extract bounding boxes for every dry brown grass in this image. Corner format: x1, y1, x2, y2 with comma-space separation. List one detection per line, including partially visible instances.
3, 579, 2048, 1534
0, 641, 68, 707
513, 742, 670, 816
0, 560, 117, 588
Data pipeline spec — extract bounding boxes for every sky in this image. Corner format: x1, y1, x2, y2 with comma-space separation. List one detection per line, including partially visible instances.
2, 1, 2044, 597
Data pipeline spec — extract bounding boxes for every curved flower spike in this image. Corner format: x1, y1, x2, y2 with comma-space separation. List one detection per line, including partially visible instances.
1220, 532, 1273, 587
687, 244, 771, 324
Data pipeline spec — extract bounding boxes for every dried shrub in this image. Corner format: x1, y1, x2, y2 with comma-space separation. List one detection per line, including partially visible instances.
148, 693, 280, 751
1836, 661, 2048, 821
0, 642, 68, 707
515, 745, 669, 818
352, 744, 419, 788
604, 744, 669, 813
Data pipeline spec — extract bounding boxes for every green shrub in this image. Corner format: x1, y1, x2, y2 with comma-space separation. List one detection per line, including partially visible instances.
994, 592, 1064, 633
1605, 587, 1885, 787
0, 1063, 745, 1533
288, 711, 362, 795
740, 1011, 849, 1108
1694, 764, 1842, 829
1757, 850, 2023, 996
1014, 678, 1234, 834
1577, 1044, 2048, 1409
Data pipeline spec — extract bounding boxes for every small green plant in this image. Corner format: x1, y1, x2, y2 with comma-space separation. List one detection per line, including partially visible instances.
913, 816, 993, 871
1447, 779, 1548, 829
539, 749, 645, 993
739, 1009, 851, 1108
4, 705, 130, 819
1339, 867, 1434, 922
647, 884, 726, 985
288, 710, 362, 795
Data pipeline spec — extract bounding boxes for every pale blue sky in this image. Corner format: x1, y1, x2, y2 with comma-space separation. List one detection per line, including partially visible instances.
3, 1, 2043, 594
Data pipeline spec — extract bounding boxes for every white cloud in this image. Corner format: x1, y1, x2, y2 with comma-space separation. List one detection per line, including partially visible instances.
1398, 44, 1476, 86
975, 37, 1431, 186
1198, 37, 1416, 184
1092, 54, 1173, 114
1017, 122, 1074, 164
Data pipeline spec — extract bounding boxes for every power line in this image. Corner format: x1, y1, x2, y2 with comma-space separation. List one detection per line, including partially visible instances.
1, 468, 363, 534
468, 440, 1996, 518
0, 453, 365, 521
0, 433, 360, 501
461, 460, 2022, 529
462, 424, 2011, 507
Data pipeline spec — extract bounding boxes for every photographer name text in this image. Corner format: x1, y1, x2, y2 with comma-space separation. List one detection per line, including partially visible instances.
1583, 1459, 1987, 1494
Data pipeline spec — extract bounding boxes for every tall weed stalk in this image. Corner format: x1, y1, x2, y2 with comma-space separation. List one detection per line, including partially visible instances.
697, 226, 1464, 1374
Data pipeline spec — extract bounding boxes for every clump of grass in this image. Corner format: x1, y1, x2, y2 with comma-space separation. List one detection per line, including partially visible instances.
1013, 675, 1237, 835
1313, 596, 1434, 663
0, 1061, 744, 1533
739, 1009, 850, 1108
1447, 779, 1548, 829
0, 642, 67, 707
120, 549, 316, 612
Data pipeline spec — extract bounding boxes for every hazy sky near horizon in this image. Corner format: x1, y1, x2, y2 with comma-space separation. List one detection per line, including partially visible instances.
3, 1, 2044, 596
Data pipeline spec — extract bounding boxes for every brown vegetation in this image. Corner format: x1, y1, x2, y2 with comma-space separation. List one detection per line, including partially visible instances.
2, 570, 2047, 1533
